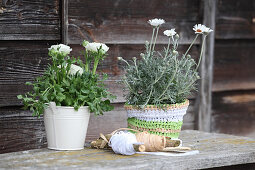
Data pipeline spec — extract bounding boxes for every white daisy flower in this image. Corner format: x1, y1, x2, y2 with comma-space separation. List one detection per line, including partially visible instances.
203, 26, 213, 34
85, 42, 109, 53
49, 44, 72, 54
163, 29, 176, 37
193, 24, 213, 35
148, 18, 165, 27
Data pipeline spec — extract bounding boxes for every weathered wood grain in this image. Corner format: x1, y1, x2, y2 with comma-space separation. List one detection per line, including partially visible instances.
0, 0, 61, 40
0, 41, 58, 107
0, 43, 199, 106
1, 130, 255, 169
0, 107, 47, 154
62, 0, 68, 44
213, 40, 255, 92
216, 0, 255, 39
197, 0, 216, 132
211, 90, 255, 138
0, 102, 195, 154
68, 0, 202, 44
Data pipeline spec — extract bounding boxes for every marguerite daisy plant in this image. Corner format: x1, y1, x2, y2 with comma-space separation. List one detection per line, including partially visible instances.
118, 18, 213, 107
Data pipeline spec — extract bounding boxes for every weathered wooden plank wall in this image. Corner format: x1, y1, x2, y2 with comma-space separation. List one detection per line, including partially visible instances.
0, 0, 61, 40
0, 0, 61, 154
197, 0, 216, 132
67, 0, 202, 44
211, 0, 255, 137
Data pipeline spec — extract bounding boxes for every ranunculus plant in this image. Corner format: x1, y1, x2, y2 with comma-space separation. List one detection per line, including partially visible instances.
18, 42, 116, 117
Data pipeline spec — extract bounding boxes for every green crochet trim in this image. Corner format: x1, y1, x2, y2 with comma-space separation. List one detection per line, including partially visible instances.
128, 118, 183, 130
127, 118, 183, 138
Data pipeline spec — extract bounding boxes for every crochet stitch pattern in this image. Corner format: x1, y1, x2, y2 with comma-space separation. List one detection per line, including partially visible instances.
125, 100, 189, 139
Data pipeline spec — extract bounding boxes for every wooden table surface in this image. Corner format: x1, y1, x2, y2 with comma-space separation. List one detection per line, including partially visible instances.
1, 130, 255, 169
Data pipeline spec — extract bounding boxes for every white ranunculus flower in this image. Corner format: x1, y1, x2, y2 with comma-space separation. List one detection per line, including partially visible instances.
69, 64, 83, 75
85, 42, 109, 53
193, 24, 213, 35
163, 29, 176, 37
48, 44, 72, 54
57, 64, 83, 75
148, 18, 165, 27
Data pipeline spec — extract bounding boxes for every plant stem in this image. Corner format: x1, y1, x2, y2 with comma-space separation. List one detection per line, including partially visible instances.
157, 55, 178, 101
143, 88, 153, 107
183, 34, 199, 58
134, 59, 140, 79
172, 36, 177, 50
121, 58, 130, 66
42, 87, 50, 96
194, 35, 206, 72
165, 37, 171, 58
149, 28, 155, 57
179, 35, 207, 95
152, 27, 159, 53
92, 57, 99, 75
84, 51, 89, 72
123, 79, 139, 96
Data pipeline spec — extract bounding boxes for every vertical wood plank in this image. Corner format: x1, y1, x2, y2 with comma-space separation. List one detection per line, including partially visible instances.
197, 0, 216, 132
62, 0, 68, 44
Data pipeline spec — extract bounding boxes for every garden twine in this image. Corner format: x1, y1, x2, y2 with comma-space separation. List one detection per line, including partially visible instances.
108, 128, 168, 155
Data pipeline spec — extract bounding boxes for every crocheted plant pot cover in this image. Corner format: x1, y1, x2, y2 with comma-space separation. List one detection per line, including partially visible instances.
125, 100, 189, 139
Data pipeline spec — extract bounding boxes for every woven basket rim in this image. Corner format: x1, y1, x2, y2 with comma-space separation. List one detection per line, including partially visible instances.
124, 99, 189, 111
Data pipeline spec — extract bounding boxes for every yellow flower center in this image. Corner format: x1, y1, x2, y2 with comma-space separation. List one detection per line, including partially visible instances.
197, 29, 202, 32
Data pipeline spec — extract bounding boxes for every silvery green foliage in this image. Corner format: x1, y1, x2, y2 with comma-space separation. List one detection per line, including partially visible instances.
122, 39, 199, 106
120, 21, 212, 106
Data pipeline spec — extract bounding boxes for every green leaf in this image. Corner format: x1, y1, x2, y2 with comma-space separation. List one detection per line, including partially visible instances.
17, 95, 23, 99
81, 89, 89, 94
63, 79, 70, 86
56, 93, 66, 102
25, 82, 33, 86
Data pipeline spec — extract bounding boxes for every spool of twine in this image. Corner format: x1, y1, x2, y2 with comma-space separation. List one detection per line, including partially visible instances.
109, 131, 139, 155
109, 128, 167, 154
135, 131, 166, 152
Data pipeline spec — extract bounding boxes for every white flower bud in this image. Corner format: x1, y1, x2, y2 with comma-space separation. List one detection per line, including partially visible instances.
174, 34, 180, 40
173, 50, 178, 55
145, 41, 149, 46
117, 57, 123, 60
82, 40, 89, 47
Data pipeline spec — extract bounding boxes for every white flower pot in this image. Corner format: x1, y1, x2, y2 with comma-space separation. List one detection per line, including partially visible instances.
44, 102, 90, 150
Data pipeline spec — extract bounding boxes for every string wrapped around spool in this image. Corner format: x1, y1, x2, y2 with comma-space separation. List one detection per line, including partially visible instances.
91, 128, 188, 155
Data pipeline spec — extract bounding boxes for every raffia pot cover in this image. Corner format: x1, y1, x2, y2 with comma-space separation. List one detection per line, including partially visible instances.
125, 100, 189, 139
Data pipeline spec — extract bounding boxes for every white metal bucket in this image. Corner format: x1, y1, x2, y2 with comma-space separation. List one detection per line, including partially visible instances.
44, 102, 90, 150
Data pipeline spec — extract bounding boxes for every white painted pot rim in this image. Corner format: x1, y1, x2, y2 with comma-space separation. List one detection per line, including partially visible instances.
46, 104, 89, 109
